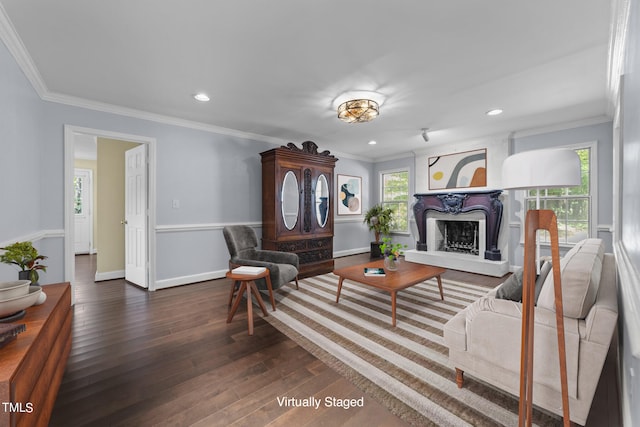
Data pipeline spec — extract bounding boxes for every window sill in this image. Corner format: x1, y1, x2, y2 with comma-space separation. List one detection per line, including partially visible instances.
517, 240, 579, 249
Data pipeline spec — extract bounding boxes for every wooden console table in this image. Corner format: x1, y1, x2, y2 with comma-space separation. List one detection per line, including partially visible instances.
0, 283, 72, 427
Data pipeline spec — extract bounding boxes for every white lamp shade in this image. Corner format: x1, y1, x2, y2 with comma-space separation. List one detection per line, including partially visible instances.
502, 148, 581, 190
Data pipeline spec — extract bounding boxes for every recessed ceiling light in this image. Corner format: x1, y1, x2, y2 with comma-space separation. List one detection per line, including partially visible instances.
486, 109, 503, 116
194, 93, 210, 102
368, 140, 377, 145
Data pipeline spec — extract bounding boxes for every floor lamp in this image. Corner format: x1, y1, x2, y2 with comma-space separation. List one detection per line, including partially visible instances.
502, 148, 581, 427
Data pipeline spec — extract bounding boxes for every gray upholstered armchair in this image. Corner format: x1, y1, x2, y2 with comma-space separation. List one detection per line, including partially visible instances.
222, 225, 299, 290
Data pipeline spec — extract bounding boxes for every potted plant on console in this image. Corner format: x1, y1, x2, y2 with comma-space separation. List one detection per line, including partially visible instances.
363, 204, 394, 258
379, 237, 407, 271
0, 241, 48, 284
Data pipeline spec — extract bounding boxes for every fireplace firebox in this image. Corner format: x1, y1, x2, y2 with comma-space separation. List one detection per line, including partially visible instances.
436, 220, 480, 255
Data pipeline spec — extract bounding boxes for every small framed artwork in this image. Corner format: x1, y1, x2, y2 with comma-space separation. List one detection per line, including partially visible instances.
428, 148, 487, 190
337, 174, 362, 215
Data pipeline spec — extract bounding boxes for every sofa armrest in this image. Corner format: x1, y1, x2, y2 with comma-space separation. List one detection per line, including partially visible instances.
443, 311, 467, 351
463, 297, 580, 398
584, 253, 618, 345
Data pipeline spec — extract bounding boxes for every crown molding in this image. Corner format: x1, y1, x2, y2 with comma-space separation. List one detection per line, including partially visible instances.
0, 3, 47, 97
510, 115, 612, 139
368, 151, 416, 163
43, 91, 291, 147
411, 132, 511, 157
0, 5, 295, 150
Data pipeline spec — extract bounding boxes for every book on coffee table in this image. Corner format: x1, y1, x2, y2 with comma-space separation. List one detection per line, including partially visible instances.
364, 267, 385, 277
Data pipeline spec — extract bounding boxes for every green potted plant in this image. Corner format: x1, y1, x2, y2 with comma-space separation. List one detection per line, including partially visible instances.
363, 204, 394, 258
0, 241, 48, 284
379, 237, 408, 271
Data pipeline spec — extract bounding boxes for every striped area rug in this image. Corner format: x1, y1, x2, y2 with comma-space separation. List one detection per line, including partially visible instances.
263, 273, 562, 427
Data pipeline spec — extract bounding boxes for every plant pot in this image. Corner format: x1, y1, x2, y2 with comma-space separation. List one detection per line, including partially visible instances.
370, 242, 382, 259
18, 270, 38, 284
384, 256, 399, 271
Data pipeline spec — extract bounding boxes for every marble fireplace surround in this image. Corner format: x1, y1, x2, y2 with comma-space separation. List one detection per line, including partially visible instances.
406, 190, 509, 277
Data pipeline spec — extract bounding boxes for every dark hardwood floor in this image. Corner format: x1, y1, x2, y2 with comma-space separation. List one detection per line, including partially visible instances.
49, 254, 619, 427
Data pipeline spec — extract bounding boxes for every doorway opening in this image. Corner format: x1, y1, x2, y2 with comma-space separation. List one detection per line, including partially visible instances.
64, 125, 157, 301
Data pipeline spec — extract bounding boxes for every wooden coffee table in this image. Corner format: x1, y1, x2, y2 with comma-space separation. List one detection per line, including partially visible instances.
333, 259, 446, 327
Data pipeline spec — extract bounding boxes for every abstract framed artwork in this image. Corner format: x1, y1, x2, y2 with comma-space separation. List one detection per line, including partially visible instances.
428, 148, 487, 190
337, 174, 362, 215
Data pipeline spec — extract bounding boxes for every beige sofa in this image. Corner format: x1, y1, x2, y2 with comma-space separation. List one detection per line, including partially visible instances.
443, 239, 618, 425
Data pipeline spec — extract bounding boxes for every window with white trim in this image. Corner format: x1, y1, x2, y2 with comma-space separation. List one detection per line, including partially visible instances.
381, 170, 409, 233
524, 145, 594, 245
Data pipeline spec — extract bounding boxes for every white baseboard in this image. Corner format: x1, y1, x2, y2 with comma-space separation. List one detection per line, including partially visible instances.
334, 247, 370, 258
94, 270, 125, 282
154, 269, 228, 290
154, 249, 371, 290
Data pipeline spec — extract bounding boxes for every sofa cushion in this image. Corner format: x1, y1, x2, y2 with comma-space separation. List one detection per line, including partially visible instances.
537, 239, 604, 319
535, 261, 552, 303
495, 268, 523, 301
494, 261, 552, 303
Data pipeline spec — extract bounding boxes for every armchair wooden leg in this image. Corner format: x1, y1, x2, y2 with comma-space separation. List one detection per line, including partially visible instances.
294, 275, 299, 290
455, 368, 464, 388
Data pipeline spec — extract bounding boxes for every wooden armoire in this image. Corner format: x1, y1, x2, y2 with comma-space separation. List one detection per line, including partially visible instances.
261, 141, 338, 278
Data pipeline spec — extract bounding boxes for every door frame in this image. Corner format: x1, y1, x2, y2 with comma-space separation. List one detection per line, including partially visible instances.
64, 125, 158, 298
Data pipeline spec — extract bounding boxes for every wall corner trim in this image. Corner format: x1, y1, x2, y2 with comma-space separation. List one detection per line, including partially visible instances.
614, 240, 640, 358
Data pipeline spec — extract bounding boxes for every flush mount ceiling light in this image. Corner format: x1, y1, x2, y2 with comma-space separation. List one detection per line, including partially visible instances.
337, 99, 379, 123
486, 108, 503, 116
368, 140, 377, 145
193, 93, 210, 102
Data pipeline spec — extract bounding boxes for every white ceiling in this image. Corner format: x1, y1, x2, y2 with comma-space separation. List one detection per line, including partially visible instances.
1, 1, 614, 160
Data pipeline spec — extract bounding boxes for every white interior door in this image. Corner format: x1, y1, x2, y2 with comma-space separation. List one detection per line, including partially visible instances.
125, 144, 148, 288
74, 168, 93, 254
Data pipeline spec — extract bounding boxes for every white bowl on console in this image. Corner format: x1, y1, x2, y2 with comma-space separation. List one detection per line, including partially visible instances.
0, 286, 42, 318
0, 280, 31, 300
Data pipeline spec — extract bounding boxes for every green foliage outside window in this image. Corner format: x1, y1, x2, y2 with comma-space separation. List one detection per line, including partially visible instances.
525, 148, 591, 244
381, 171, 409, 232
74, 176, 83, 214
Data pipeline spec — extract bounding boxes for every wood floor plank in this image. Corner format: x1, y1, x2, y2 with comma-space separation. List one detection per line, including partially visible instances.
49, 253, 619, 426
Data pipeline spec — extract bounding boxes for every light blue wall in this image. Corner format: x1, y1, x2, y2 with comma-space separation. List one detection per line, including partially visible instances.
619, 0, 640, 424
507, 121, 614, 265
333, 156, 374, 254
0, 35, 43, 239
0, 34, 49, 280
372, 156, 416, 250
0, 38, 373, 285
